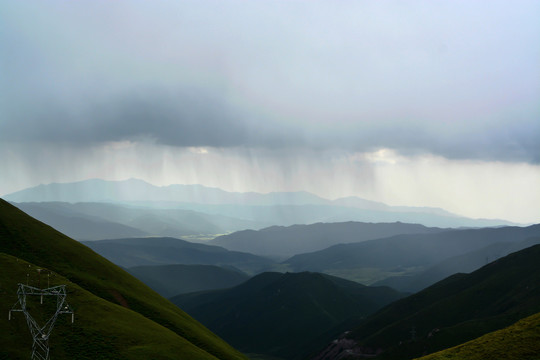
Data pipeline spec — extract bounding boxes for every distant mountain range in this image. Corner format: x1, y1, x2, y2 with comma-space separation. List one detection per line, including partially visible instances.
373, 236, 540, 292
12, 201, 265, 240
2, 197, 539, 360
310, 244, 540, 360
172, 272, 405, 360
282, 224, 540, 285
211, 222, 445, 258
4, 178, 518, 228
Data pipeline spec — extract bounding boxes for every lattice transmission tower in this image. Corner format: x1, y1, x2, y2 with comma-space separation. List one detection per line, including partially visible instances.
9, 283, 74, 360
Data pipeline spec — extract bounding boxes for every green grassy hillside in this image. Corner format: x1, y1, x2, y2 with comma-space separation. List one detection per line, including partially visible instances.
0, 199, 247, 360
310, 243, 540, 360
172, 272, 404, 360
415, 311, 540, 360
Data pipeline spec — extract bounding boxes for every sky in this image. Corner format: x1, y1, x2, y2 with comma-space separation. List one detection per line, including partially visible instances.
1, 1, 539, 223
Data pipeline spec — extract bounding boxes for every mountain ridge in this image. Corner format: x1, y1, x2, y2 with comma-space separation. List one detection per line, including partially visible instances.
310, 243, 540, 359
211, 221, 446, 258
172, 271, 405, 360
3, 179, 518, 228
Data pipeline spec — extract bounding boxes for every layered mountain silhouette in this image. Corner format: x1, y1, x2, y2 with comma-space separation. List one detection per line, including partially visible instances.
310, 244, 540, 360
0, 199, 247, 360
82, 237, 276, 274
373, 236, 540, 292
127, 264, 250, 298
211, 221, 445, 258
4, 179, 517, 228
283, 224, 540, 284
13, 201, 264, 240
172, 272, 405, 360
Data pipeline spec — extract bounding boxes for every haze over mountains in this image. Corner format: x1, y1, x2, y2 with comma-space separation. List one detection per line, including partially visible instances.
211, 222, 445, 258
13, 201, 264, 240
2, 1, 538, 360
283, 224, 540, 285
5, 179, 518, 230
3, 190, 540, 359
4, 179, 540, 360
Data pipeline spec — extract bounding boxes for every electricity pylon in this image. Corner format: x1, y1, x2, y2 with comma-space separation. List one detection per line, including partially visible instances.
9, 284, 74, 360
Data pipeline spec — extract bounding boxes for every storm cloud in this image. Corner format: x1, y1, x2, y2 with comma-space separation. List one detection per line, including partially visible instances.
1, 1, 539, 163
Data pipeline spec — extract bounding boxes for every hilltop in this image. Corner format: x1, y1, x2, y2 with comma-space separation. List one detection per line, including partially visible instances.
172, 271, 404, 360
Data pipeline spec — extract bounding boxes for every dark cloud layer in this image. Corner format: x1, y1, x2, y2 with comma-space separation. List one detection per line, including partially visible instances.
1, 1, 539, 164
1, 84, 539, 164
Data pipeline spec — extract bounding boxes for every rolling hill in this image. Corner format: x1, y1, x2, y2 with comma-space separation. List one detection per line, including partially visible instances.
211, 222, 445, 259
374, 236, 540, 292
0, 199, 247, 360
127, 264, 250, 298
82, 237, 276, 274
283, 224, 540, 284
310, 244, 540, 360
172, 272, 405, 360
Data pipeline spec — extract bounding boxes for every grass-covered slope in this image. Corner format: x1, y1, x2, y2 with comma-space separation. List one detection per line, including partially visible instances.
311, 244, 540, 360
415, 311, 540, 360
172, 272, 404, 360
0, 199, 247, 360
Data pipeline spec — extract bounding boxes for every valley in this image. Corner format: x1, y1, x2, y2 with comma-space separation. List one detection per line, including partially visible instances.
1, 180, 539, 360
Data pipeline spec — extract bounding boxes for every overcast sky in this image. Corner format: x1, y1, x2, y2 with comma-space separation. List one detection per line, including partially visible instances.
1, 1, 539, 223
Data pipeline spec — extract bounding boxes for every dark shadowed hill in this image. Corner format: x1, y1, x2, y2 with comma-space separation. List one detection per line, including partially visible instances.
82, 237, 276, 274
374, 236, 540, 292
283, 224, 540, 284
211, 221, 445, 258
0, 199, 247, 360
127, 264, 250, 297
310, 244, 540, 360
171, 272, 405, 360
